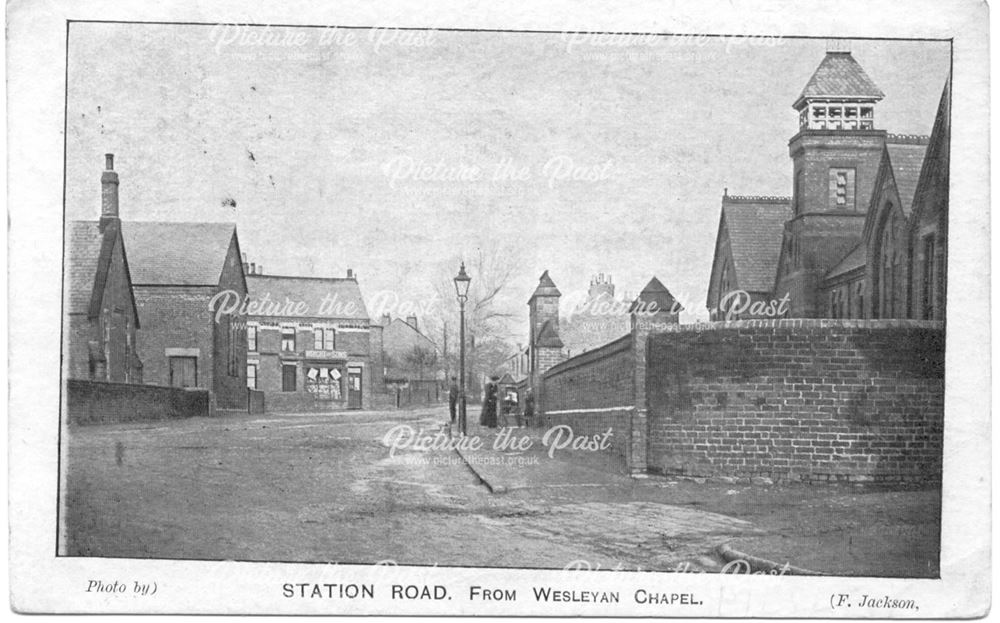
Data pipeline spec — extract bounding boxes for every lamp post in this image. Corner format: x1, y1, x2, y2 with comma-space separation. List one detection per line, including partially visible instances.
453, 262, 471, 435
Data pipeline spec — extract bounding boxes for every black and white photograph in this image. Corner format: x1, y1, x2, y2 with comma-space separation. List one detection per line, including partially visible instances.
7, 0, 991, 616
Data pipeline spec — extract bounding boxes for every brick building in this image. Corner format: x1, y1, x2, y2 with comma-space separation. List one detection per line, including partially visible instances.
379, 314, 440, 382
244, 268, 381, 412
707, 51, 950, 321
527, 270, 566, 395
706, 194, 791, 320
64, 154, 142, 383
123, 219, 248, 409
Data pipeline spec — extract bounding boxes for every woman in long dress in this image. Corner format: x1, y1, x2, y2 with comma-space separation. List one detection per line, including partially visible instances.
480, 381, 499, 428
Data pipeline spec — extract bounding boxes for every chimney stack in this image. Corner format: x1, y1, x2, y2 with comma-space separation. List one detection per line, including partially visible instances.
406, 315, 418, 331
347, 268, 354, 279
100, 153, 119, 230
381, 313, 391, 326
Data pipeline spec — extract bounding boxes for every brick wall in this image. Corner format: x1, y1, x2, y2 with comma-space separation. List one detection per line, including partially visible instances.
66, 379, 210, 425
539, 335, 634, 473
645, 319, 944, 483
134, 286, 214, 390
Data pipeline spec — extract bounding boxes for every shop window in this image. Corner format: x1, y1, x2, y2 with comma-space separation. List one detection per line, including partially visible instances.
305, 365, 343, 401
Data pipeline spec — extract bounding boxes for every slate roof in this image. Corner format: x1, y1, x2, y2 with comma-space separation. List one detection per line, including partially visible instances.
66, 221, 106, 315
794, 51, 885, 109
885, 140, 929, 215
123, 221, 236, 286
536, 319, 564, 348
717, 196, 792, 294
66, 219, 139, 324
825, 243, 866, 280
630, 276, 683, 313
246, 274, 370, 321
530, 270, 561, 299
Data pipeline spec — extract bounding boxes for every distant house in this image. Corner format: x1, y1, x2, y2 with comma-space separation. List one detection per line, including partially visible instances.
123, 220, 247, 410
245, 267, 381, 411
64, 154, 142, 383
379, 314, 440, 383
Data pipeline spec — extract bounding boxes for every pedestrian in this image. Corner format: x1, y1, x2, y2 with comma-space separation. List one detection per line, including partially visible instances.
448, 376, 459, 425
524, 389, 535, 427
480, 377, 499, 428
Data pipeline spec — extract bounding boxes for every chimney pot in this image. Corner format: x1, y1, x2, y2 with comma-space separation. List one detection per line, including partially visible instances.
100, 153, 120, 226
347, 268, 354, 279
250, 262, 256, 274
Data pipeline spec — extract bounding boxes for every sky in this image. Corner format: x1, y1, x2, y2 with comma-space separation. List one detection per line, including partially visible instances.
65, 23, 950, 342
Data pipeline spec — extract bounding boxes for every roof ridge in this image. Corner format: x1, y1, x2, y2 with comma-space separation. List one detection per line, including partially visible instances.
724, 194, 792, 204
247, 273, 357, 282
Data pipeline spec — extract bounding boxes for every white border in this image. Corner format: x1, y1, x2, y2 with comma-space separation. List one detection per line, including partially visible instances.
8, 0, 990, 615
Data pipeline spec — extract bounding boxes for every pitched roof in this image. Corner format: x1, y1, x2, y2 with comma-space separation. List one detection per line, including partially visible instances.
66, 220, 140, 324
825, 243, 866, 280
718, 196, 792, 293
536, 319, 563, 348
885, 140, 929, 215
246, 274, 370, 321
530, 270, 561, 300
123, 221, 236, 286
66, 221, 106, 315
630, 276, 683, 313
794, 51, 885, 109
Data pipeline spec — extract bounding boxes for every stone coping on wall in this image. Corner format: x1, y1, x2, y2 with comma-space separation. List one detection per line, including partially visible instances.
635, 318, 945, 333
543, 333, 633, 379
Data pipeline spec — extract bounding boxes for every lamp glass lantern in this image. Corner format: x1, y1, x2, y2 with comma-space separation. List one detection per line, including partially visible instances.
454, 262, 471, 301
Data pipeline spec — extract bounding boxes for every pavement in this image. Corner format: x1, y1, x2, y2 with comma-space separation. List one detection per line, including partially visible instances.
448, 418, 631, 493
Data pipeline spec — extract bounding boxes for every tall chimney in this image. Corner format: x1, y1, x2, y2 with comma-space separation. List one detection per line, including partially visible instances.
100, 153, 119, 230
406, 315, 418, 331
347, 268, 354, 279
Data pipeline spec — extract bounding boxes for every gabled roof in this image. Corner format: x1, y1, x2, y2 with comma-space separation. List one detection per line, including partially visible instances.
66, 221, 106, 315
66, 220, 140, 325
630, 276, 683, 313
825, 243, 866, 280
246, 274, 370, 320
529, 270, 561, 300
123, 221, 237, 286
794, 51, 885, 110
885, 139, 929, 216
712, 196, 792, 296
536, 319, 563, 348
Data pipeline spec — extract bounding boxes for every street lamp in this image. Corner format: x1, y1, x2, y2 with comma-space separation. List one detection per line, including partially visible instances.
453, 262, 471, 435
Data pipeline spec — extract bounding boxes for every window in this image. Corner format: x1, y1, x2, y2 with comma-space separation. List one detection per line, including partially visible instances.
281, 364, 297, 392
856, 282, 865, 318
313, 327, 336, 350
247, 325, 257, 352
305, 365, 343, 401
281, 326, 296, 351
324, 328, 335, 351
829, 168, 856, 210
247, 363, 258, 390
227, 322, 240, 376
169, 356, 197, 388
923, 235, 937, 320
314, 328, 324, 350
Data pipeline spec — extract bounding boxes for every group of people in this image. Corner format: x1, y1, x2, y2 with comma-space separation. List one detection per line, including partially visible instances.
448, 376, 534, 430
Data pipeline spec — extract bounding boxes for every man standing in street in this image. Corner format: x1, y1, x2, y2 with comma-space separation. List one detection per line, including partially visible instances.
448, 376, 459, 426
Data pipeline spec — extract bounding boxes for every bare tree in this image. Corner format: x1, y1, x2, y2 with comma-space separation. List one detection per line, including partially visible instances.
425, 241, 522, 397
